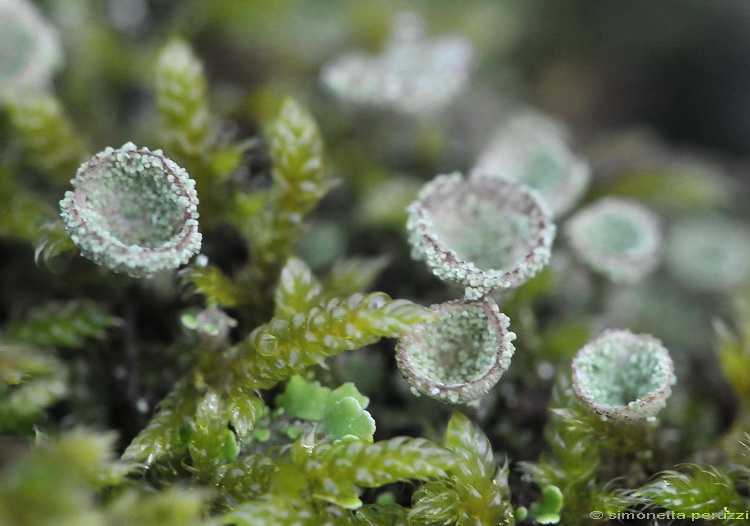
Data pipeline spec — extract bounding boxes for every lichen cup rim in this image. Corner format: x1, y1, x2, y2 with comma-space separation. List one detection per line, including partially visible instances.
60, 142, 201, 278
571, 329, 675, 422
406, 172, 556, 300
395, 296, 516, 404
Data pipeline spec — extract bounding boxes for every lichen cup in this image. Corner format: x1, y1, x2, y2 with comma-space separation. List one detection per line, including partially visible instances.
571, 329, 675, 422
473, 113, 591, 218
565, 197, 661, 284
0, 0, 62, 96
396, 296, 516, 404
320, 11, 475, 115
665, 215, 750, 293
60, 142, 201, 278
407, 173, 556, 300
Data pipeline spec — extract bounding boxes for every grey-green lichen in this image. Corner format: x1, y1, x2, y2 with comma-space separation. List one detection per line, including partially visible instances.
407, 172, 555, 299
473, 112, 590, 217
565, 197, 661, 284
59, 142, 201, 278
396, 296, 516, 404
571, 329, 675, 421
320, 11, 475, 115
0, 0, 62, 97
665, 215, 750, 292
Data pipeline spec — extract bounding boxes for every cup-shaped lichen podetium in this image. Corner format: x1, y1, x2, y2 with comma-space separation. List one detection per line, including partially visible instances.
407, 173, 555, 300
571, 329, 675, 422
60, 142, 201, 278
0, 0, 62, 96
396, 297, 516, 404
473, 113, 591, 218
565, 197, 661, 284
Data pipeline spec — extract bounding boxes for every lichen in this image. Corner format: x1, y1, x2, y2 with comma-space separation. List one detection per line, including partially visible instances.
59, 142, 201, 278
565, 197, 661, 283
320, 11, 475, 115
473, 112, 590, 217
665, 215, 750, 292
396, 297, 516, 404
0, 0, 62, 97
407, 173, 555, 299
571, 329, 675, 421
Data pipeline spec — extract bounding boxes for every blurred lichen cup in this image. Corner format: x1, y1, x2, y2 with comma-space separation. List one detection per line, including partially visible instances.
665, 215, 750, 293
59, 142, 201, 278
407, 173, 555, 300
0, 0, 62, 96
571, 329, 675, 422
396, 296, 516, 404
473, 112, 590, 217
565, 197, 661, 284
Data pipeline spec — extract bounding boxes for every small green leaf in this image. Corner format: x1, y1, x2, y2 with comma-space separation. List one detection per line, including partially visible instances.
155, 38, 212, 161
276, 375, 330, 421
274, 257, 324, 317
220, 432, 240, 464
122, 381, 199, 466
528, 485, 563, 524
321, 397, 375, 443
181, 263, 238, 308
226, 393, 265, 441
6, 301, 120, 349
188, 390, 230, 475
330, 382, 369, 410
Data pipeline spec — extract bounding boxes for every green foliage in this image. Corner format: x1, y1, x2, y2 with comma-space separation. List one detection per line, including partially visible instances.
0, 299, 116, 434
518, 377, 640, 524
527, 485, 563, 524
638, 465, 747, 516
245, 99, 334, 272
0, 166, 55, 242
595, 167, 731, 214
411, 411, 515, 525
6, 91, 88, 184
321, 396, 376, 443
0, 344, 55, 386
154, 38, 213, 163
274, 257, 324, 317
0, 345, 67, 433
6, 300, 120, 349
0, 429, 133, 525
153, 38, 245, 221
106, 487, 216, 526
121, 380, 201, 466
188, 390, 236, 477
224, 434, 458, 523
125, 291, 428, 468
181, 262, 238, 308
276, 375, 375, 442
235, 292, 434, 390
715, 302, 750, 408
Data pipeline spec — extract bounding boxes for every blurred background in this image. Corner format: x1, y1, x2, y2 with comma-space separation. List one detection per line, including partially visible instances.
38, 0, 750, 159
